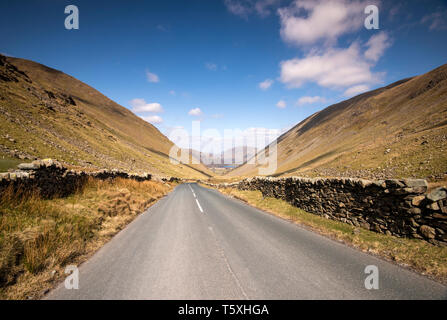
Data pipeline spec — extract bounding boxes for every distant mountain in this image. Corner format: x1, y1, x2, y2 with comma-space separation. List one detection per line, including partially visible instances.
227, 64, 447, 180
192, 146, 258, 168
0, 54, 212, 178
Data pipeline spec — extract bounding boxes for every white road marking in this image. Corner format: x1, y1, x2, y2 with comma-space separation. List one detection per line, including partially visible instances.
189, 184, 197, 198
195, 199, 204, 213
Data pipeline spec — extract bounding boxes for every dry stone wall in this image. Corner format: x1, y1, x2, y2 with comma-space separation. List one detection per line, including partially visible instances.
0, 159, 153, 199
212, 177, 447, 246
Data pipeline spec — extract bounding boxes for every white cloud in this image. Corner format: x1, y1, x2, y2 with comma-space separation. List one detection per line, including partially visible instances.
276, 100, 286, 108
297, 96, 326, 106
254, 0, 281, 17
141, 115, 163, 124
188, 108, 203, 116
146, 69, 159, 83
205, 62, 218, 71
344, 84, 370, 96
169, 90, 176, 96
224, 0, 252, 18
259, 78, 274, 90
277, 1, 390, 95
280, 42, 384, 90
364, 32, 391, 62
130, 99, 164, 113
387, 3, 402, 21
278, 0, 369, 46
224, 0, 280, 18
422, 10, 447, 31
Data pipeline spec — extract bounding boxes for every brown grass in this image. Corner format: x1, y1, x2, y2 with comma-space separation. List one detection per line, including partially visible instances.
0, 177, 173, 299
219, 187, 447, 284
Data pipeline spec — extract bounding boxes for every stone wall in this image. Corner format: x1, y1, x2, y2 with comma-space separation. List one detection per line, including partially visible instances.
0, 159, 153, 199
210, 177, 447, 246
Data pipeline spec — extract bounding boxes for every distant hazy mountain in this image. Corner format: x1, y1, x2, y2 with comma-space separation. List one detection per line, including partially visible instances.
192, 146, 258, 168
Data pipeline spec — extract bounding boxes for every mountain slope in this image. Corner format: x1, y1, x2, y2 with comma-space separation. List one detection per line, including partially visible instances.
0, 54, 212, 178
227, 64, 447, 180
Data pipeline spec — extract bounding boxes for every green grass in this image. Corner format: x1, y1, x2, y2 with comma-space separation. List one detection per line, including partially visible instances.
219, 187, 447, 284
0, 158, 31, 172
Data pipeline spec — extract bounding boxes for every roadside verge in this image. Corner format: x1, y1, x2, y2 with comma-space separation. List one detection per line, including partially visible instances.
0, 178, 175, 299
215, 186, 447, 285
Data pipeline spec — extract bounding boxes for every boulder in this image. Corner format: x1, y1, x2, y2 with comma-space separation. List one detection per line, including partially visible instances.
427, 188, 447, 202
420, 225, 436, 239
17, 163, 38, 170
403, 179, 428, 188
411, 195, 425, 206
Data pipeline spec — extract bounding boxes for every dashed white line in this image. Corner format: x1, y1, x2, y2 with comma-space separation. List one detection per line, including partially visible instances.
189, 184, 202, 212
189, 184, 197, 198
195, 199, 204, 213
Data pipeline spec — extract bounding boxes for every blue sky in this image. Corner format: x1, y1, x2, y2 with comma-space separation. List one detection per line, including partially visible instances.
1, 0, 447, 152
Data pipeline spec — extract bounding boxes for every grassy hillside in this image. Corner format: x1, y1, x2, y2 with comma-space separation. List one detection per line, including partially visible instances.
228, 64, 447, 181
0, 54, 212, 179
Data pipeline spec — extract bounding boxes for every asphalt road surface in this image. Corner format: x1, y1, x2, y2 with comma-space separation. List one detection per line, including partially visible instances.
47, 183, 447, 300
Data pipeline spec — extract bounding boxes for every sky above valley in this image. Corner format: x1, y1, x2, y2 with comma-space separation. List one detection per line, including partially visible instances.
1, 0, 447, 153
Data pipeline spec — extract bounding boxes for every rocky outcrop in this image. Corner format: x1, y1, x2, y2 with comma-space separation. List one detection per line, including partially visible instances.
0, 159, 153, 199
0, 54, 31, 83
208, 177, 447, 246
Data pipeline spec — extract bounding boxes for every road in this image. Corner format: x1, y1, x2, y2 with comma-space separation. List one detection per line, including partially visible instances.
46, 183, 447, 300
